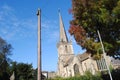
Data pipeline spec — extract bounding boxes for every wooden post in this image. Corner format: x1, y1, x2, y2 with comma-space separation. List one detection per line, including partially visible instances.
37, 9, 41, 80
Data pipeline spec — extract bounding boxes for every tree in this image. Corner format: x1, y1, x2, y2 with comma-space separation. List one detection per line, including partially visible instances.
10, 62, 34, 80
9, 61, 17, 80
69, 0, 120, 59
0, 37, 12, 79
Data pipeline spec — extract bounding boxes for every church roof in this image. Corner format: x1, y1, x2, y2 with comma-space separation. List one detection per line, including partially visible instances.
63, 56, 74, 67
111, 58, 120, 66
77, 52, 90, 61
63, 53, 90, 67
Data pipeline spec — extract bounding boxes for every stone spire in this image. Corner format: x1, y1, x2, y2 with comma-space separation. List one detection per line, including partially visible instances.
59, 10, 68, 42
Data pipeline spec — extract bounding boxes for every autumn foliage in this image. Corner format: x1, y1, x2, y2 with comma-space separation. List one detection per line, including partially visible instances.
69, 0, 120, 59
69, 25, 86, 47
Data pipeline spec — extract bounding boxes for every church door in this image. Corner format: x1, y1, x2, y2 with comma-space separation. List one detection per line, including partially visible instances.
74, 64, 80, 75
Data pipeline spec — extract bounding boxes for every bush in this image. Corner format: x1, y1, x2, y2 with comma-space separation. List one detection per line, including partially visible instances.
47, 71, 103, 80
101, 68, 120, 80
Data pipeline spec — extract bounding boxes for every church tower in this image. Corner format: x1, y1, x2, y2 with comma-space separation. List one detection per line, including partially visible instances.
57, 11, 74, 58
57, 11, 74, 77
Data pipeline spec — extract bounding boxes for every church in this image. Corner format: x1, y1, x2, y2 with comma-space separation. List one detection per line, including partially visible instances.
56, 12, 111, 77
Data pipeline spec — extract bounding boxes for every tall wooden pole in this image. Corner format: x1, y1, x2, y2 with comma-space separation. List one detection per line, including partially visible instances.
37, 9, 41, 80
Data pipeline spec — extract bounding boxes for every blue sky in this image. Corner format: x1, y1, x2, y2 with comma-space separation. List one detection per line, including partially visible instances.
0, 0, 85, 71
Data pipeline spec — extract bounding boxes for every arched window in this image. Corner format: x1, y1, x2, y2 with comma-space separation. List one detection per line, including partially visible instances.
96, 58, 107, 71
74, 64, 80, 75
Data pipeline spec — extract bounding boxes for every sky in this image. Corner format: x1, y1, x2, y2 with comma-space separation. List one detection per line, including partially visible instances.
0, 0, 85, 72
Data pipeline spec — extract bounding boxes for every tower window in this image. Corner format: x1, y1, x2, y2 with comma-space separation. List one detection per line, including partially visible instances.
65, 45, 68, 53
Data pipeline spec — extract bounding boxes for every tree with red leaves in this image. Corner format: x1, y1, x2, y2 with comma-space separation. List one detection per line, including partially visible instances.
69, 0, 120, 59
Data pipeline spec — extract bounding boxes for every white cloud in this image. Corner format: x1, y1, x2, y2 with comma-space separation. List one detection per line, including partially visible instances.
41, 20, 59, 43
50, 31, 59, 41
2, 4, 14, 11
0, 4, 59, 44
0, 5, 38, 41
0, 16, 3, 21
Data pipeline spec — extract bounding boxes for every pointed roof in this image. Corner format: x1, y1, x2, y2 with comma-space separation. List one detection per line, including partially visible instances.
59, 10, 68, 42
63, 56, 74, 67
77, 52, 90, 61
